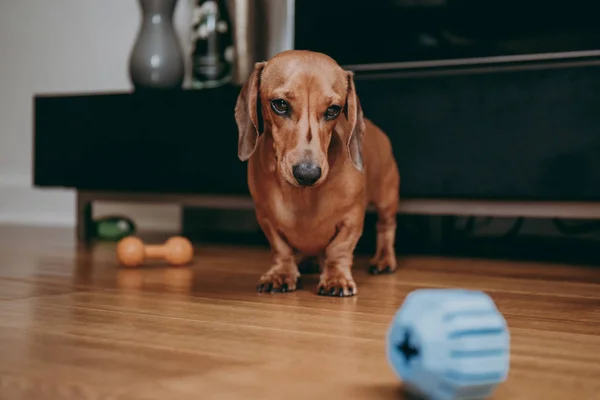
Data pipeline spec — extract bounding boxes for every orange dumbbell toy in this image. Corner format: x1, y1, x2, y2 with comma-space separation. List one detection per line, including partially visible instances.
116, 236, 194, 267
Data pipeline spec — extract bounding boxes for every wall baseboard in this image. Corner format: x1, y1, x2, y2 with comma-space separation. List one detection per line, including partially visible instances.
0, 173, 180, 232
0, 173, 75, 226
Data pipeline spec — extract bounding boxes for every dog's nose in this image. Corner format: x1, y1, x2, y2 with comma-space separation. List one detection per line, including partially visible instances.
292, 163, 322, 186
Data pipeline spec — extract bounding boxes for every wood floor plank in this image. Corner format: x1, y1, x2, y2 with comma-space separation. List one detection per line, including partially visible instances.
0, 326, 246, 400
0, 279, 79, 300
0, 225, 598, 399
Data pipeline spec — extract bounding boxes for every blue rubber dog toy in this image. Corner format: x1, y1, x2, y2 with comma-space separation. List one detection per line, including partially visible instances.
387, 289, 510, 400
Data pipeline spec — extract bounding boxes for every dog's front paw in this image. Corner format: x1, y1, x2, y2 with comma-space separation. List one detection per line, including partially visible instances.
317, 268, 357, 297
257, 265, 300, 293
368, 252, 397, 275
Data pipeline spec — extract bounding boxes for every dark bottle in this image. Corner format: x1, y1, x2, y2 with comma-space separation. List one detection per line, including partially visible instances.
191, 0, 233, 88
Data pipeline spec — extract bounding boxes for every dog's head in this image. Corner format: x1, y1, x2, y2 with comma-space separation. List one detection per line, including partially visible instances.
234, 50, 365, 188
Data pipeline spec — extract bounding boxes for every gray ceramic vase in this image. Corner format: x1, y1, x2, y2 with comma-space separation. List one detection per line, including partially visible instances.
129, 0, 185, 90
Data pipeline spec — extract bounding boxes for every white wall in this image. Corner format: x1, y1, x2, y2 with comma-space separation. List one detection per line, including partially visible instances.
0, 0, 195, 230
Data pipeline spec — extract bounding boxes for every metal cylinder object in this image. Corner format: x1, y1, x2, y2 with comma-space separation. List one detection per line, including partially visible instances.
227, 0, 295, 85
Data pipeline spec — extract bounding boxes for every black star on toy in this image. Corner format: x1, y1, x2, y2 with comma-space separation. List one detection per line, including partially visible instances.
396, 329, 419, 363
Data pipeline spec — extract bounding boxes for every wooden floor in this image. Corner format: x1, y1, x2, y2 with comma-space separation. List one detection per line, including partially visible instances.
0, 225, 599, 400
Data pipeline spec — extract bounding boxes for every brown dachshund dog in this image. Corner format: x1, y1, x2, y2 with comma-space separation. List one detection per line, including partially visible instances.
234, 50, 400, 297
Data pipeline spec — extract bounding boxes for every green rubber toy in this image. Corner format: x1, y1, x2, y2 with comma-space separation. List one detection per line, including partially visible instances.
93, 216, 136, 241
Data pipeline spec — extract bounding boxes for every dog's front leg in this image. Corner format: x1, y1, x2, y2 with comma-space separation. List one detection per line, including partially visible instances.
256, 216, 300, 293
318, 214, 363, 297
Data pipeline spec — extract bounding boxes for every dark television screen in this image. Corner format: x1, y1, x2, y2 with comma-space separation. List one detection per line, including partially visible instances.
294, 0, 600, 67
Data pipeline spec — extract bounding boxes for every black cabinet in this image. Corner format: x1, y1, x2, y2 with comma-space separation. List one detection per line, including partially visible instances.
34, 60, 600, 201
35, 87, 248, 195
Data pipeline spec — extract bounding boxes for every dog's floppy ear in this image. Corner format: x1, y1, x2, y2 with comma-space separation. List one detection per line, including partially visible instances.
235, 62, 266, 161
343, 71, 365, 172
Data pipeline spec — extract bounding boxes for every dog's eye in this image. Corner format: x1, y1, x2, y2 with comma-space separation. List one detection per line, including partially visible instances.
325, 105, 341, 120
271, 99, 289, 115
